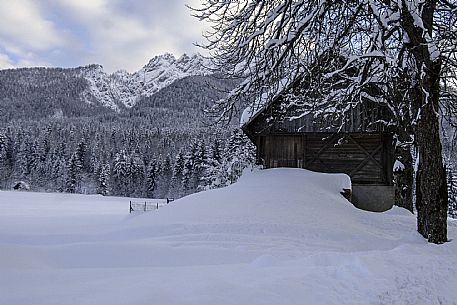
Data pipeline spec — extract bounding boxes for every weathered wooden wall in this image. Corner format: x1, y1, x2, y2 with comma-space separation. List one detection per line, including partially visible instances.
256, 132, 394, 185
243, 100, 391, 143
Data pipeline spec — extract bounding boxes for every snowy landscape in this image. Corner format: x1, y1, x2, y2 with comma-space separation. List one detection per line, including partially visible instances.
1, 0, 457, 304
1, 168, 456, 305
0, 54, 244, 199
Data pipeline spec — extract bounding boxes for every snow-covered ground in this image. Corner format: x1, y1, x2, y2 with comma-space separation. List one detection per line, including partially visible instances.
1, 168, 456, 305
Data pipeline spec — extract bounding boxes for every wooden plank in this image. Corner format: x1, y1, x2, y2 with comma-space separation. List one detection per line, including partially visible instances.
306, 134, 339, 166
349, 144, 383, 177
347, 134, 384, 169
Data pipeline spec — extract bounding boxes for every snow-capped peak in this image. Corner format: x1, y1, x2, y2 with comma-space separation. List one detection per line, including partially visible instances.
78, 64, 121, 111
79, 53, 212, 109
132, 53, 212, 98
143, 53, 177, 71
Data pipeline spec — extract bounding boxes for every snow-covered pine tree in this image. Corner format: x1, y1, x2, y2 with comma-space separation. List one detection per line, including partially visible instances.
50, 154, 67, 192
223, 129, 255, 184
56, 142, 67, 160
200, 129, 255, 190
29, 140, 41, 174
210, 138, 222, 164
129, 148, 145, 197
93, 159, 102, 184
0, 132, 10, 188
169, 150, 185, 198
89, 139, 100, 175
97, 163, 110, 196
198, 138, 224, 191
191, 140, 208, 192
76, 138, 89, 172
0, 138, 5, 164
181, 142, 198, 196
0, 133, 7, 157
158, 154, 173, 198
15, 140, 30, 180
29, 139, 50, 189
66, 152, 82, 193
112, 150, 129, 196
146, 159, 158, 198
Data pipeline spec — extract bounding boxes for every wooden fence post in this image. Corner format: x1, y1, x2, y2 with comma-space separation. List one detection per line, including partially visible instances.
144, 202, 146, 212
129, 201, 132, 213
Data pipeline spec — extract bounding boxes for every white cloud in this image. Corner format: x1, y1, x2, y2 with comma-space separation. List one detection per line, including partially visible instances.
0, 0, 64, 51
50, 0, 209, 72
0, 0, 209, 72
0, 53, 15, 69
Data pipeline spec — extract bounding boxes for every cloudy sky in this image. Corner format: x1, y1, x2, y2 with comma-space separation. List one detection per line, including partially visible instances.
0, 0, 207, 73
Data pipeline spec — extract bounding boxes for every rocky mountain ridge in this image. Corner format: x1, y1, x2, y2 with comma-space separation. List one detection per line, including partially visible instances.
78, 53, 212, 110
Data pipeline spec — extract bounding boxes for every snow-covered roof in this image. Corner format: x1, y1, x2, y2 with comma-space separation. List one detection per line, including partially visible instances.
240, 77, 295, 128
240, 105, 264, 127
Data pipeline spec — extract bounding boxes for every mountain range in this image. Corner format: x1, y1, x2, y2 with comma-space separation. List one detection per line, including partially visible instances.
0, 53, 230, 123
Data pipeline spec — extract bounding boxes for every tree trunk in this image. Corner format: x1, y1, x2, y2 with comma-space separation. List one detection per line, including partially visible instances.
394, 145, 414, 213
401, 0, 448, 243
415, 60, 448, 243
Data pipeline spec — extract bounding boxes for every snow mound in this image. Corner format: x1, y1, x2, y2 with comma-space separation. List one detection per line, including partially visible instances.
133, 168, 352, 226
1, 168, 456, 305
128, 169, 419, 253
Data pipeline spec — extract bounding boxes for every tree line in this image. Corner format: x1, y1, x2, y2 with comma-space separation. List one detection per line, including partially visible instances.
0, 117, 255, 199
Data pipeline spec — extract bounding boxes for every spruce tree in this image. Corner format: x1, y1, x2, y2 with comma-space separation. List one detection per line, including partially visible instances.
169, 150, 185, 198
16, 140, 30, 180
76, 139, 88, 171
129, 149, 144, 197
112, 150, 129, 196
199, 139, 224, 191
66, 152, 82, 193
159, 154, 173, 198
146, 159, 158, 198
182, 142, 198, 195
97, 163, 111, 196
191, 140, 207, 192
0, 132, 10, 188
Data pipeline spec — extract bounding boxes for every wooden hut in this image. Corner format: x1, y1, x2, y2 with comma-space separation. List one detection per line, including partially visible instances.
242, 93, 395, 212
13, 181, 30, 191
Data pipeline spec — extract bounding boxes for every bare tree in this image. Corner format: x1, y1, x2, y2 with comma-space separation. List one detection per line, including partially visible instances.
192, 0, 457, 243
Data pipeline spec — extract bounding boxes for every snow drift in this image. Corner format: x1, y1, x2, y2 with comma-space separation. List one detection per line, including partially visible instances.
0, 168, 456, 305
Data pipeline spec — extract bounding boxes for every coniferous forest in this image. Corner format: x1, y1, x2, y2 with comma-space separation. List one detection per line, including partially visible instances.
0, 118, 254, 198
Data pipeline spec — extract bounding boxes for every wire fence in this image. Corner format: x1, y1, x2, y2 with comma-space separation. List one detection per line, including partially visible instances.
129, 198, 174, 213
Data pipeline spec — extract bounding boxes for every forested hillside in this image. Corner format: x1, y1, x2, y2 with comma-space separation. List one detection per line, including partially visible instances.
131, 75, 237, 127
0, 66, 112, 121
